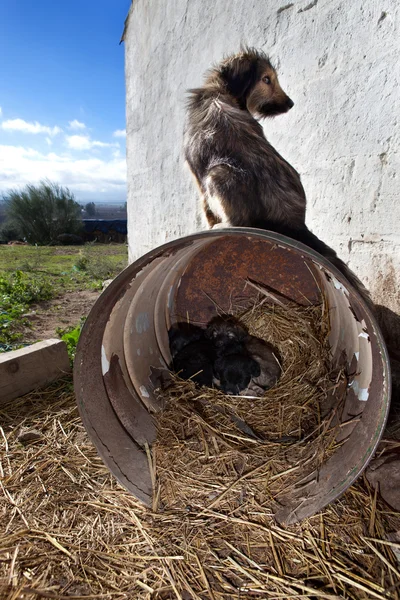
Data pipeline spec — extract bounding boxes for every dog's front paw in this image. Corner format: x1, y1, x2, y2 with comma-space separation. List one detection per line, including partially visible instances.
211, 222, 233, 230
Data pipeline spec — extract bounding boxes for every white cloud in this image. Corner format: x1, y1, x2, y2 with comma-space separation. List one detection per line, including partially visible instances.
45, 137, 53, 146
65, 135, 92, 150
1, 118, 62, 137
65, 134, 119, 151
68, 119, 86, 130
0, 107, 2, 117
92, 140, 119, 149
0, 144, 126, 201
113, 129, 126, 138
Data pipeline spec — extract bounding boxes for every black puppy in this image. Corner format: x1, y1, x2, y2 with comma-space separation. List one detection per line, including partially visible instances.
205, 315, 248, 347
243, 336, 281, 395
168, 323, 215, 387
214, 352, 261, 395
206, 316, 260, 395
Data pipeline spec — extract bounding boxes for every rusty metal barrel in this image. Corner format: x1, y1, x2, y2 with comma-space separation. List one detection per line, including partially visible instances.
74, 229, 391, 523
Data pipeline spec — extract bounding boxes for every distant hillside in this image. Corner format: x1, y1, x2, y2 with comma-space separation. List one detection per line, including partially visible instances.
89, 203, 127, 220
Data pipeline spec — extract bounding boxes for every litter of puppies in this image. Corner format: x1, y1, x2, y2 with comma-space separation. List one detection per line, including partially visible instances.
169, 315, 281, 396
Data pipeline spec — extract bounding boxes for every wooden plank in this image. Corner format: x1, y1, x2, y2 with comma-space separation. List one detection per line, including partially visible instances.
0, 339, 71, 406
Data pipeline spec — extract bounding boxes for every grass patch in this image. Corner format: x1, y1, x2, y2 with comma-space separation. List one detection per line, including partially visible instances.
0, 270, 54, 351
0, 243, 128, 351
0, 244, 127, 288
73, 244, 126, 280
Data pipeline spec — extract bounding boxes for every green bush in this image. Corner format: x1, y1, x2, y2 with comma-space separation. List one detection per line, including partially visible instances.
3, 180, 83, 245
0, 221, 22, 243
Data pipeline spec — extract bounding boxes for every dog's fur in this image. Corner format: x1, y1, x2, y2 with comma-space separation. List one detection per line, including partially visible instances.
243, 336, 281, 395
184, 47, 303, 230
205, 315, 248, 347
205, 316, 281, 396
184, 47, 373, 307
168, 323, 204, 358
205, 316, 260, 394
214, 353, 260, 395
168, 324, 215, 387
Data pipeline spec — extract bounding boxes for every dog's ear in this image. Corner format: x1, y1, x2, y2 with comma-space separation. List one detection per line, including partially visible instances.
220, 54, 258, 99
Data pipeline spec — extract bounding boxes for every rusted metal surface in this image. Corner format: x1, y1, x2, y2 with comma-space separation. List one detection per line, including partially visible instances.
174, 235, 321, 326
104, 354, 156, 447
74, 228, 391, 521
73, 263, 153, 505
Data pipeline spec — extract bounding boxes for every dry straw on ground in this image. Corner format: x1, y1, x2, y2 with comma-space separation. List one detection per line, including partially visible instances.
0, 377, 399, 599
0, 296, 399, 599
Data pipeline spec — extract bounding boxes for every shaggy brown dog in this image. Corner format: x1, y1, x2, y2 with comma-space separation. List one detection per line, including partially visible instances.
184, 47, 302, 229
184, 47, 372, 306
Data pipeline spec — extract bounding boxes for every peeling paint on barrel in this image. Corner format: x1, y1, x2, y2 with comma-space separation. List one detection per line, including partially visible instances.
136, 312, 150, 334
139, 385, 150, 398
101, 345, 110, 375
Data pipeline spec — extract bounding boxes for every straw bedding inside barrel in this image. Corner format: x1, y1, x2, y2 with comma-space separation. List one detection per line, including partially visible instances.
1, 379, 400, 599
154, 292, 346, 512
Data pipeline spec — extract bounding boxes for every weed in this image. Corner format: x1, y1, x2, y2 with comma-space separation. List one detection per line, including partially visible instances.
19, 245, 50, 272
0, 305, 27, 351
74, 245, 126, 280
0, 270, 53, 304
74, 251, 89, 271
57, 317, 86, 364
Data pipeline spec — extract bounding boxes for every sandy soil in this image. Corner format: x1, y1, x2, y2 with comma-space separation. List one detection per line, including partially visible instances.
21, 289, 101, 343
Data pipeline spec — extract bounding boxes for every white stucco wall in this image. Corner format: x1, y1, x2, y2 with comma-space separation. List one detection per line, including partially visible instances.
124, 0, 399, 312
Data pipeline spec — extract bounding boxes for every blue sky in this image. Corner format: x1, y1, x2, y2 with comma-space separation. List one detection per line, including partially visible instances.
0, 1, 131, 204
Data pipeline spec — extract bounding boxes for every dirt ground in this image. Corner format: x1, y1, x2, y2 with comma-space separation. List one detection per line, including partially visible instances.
20, 289, 101, 343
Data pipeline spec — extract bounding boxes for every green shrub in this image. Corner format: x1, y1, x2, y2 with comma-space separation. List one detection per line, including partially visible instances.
0, 221, 22, 243
3, 179, 83, 245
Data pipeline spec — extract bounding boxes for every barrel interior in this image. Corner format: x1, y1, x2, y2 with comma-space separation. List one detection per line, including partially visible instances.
74, 230, 390, 523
